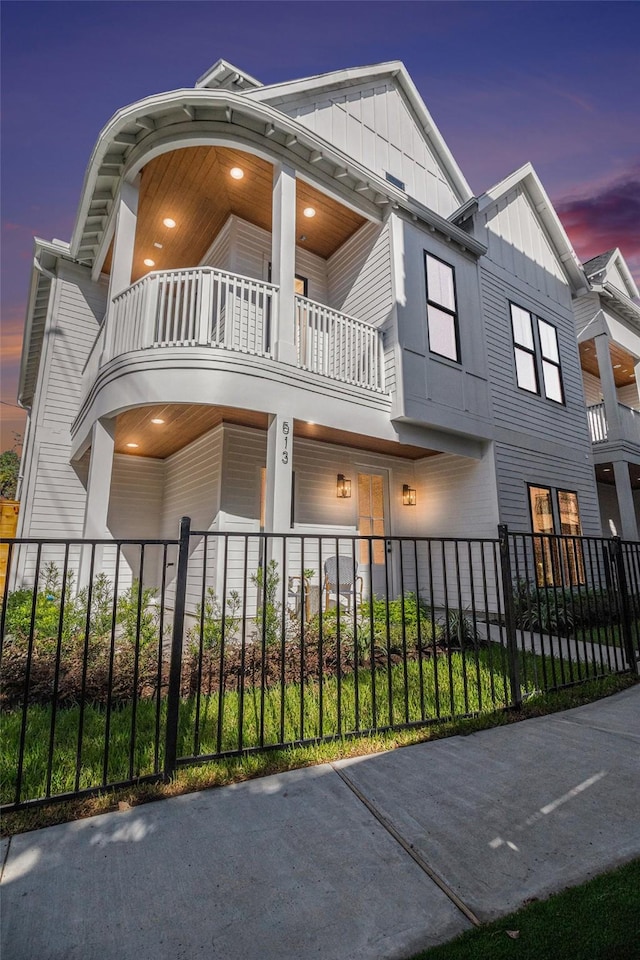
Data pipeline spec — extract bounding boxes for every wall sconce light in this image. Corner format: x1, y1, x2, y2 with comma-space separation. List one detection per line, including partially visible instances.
403, 484, 417, 506
337, 474, 352, 498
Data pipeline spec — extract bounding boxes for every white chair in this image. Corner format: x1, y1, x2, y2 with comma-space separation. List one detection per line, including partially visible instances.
323, 555, 363, 613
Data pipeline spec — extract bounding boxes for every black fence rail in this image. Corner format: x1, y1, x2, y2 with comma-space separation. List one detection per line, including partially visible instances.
1, 521, 637, 811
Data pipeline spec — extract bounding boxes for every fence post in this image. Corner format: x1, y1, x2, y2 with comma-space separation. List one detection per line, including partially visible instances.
498, 524, 522, 706
610, 537, 639, 676
164, 516, 191, 781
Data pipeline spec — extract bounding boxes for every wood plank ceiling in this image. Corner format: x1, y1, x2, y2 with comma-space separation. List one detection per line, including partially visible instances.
114, 404, 439, 461
103, 146, 366, 281
579, 339, 637, 388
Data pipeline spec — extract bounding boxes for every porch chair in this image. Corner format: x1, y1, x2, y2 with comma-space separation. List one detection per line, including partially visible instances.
323, 555, 363, 613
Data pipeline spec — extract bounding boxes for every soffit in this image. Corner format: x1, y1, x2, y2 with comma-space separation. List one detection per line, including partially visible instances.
110, 146, 365, 282
113, 404, 439, 461
579, 339, 637, 388
595, 462, 640, 490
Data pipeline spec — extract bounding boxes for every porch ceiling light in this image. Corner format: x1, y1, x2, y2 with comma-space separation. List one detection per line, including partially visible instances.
150, 418, 165, 425
126, 442, 139, 449
143, 258, 155, 267
163, 217, 177, 228
303, 207, 316, 218
230, 167, 244, 180
337, 474, 351, 498
403, 484, 417, 506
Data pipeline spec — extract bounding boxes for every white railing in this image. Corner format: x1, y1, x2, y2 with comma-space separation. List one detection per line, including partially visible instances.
104, 268, 278, 363
587, 402, 640, 446
587, 403, 607, 443
295, 295, 384, 392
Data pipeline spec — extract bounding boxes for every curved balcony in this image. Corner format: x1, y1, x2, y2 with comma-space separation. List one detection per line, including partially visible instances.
86, 267, 385, 398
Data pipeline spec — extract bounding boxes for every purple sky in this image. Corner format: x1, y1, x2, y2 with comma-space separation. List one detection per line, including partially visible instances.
2, 0, 639, 449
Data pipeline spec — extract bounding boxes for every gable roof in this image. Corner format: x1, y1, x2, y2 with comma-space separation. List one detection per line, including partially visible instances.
476, 162, 587, 293
244, 61, 472, 205
583, 247, 639, 300
195, 58, 263, 91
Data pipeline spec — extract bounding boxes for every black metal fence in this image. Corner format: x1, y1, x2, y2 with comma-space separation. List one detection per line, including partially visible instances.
1, 521, 638, 811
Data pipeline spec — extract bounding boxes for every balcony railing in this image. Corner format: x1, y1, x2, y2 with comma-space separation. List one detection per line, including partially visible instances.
104, 267, 278, 363
587, 402, 640, 446
91, 268, 385, 394
295, 295, 384, 392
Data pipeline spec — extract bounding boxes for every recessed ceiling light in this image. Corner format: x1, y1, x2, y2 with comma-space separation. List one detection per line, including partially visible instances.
143, 258, 155, 267
153, 242, 163, 249
613, 364, 622, 369
150, 418, 165, 425
230, 167, 244, 180
303, 207, 316, 218
163, 218, 176, 228
299, 234, 307, 242
126, 442, 139, 449
603, 468, 611, 472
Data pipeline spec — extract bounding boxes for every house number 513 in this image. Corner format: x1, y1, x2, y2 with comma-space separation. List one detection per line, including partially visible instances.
281, 420, 291, 464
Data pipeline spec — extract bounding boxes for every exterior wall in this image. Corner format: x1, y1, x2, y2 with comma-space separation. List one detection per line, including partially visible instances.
202, 215, 329, 303
479, 188, 601, 536
617, 383, 640, 408
392, 214, 491, 443
414, 448, 499, 539
582, 371, 602, 406
274, 79, 460, 216
18, 262, 107, 545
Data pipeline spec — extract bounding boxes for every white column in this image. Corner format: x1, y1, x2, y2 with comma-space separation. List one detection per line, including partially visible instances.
612, 460, 639, 541
594, 333, 621, 440
108, 178, 139, 300
264, 413, 293, 532
79, 418, 116, 585
271, 163, 297, 365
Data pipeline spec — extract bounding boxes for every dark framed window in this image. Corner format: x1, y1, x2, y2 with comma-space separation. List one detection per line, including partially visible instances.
511, 304, 564, 403
425, 252, 459, 362
294, 275, 308, 297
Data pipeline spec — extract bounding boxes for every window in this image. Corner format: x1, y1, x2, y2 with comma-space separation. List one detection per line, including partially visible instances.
528, 485, 584, 586
511, 304, 564, 403
425, 253, 459, 362
294, 275, 308, 297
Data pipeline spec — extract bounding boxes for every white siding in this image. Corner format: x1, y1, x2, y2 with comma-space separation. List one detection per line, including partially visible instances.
204, 215, 329, 303
19, 264, 107, 542
327, 221, 393, 326
617, 383, 640, 409
582, 371, 602, 406
414, 450, 499, 540
278, 80, 460, 215
483, 186, 567, 304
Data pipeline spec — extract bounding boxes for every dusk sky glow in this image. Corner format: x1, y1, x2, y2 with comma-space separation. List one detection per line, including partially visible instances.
1, 0, 639, 448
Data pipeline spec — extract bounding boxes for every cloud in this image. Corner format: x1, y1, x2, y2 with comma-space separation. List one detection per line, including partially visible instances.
555, 165, 640, 283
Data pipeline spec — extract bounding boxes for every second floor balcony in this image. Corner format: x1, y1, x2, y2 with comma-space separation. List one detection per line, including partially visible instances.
83, 266, 386, 399
587, 401, 640, 448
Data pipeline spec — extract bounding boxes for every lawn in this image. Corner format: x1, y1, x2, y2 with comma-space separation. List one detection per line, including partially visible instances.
408, 858, 640, 960
2, 646, 561, 806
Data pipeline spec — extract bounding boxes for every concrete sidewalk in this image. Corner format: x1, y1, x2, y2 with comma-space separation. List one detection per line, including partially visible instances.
2, 686, 639, 960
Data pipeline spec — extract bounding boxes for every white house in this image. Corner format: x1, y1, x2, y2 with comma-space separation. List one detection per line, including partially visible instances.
14, 59, 640, 600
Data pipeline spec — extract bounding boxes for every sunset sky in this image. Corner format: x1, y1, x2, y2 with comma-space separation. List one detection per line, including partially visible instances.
2, 0, 639, 449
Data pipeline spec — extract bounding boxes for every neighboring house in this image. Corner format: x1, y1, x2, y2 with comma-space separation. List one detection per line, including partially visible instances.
14, 59, 639, 597
574, 249, 640, 540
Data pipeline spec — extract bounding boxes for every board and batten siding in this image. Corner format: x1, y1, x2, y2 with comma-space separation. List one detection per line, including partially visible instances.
18, 264, 107, 545
483, 185, 569, 306
276, 80, 460, 216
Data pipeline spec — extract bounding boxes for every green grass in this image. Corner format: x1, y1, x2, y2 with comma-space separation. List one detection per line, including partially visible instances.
0, 647, 620, 808
408, 858, 640, 960
1, 674, 635, 837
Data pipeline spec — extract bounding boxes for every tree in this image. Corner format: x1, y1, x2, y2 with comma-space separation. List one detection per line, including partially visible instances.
0, 450, 20, 500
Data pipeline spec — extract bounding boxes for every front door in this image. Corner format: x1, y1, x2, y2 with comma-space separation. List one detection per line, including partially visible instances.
357, 471, 391, 597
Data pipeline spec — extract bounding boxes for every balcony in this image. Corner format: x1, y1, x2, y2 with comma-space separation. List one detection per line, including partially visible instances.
87, 267, 385, 395
587, 402, 640, 447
